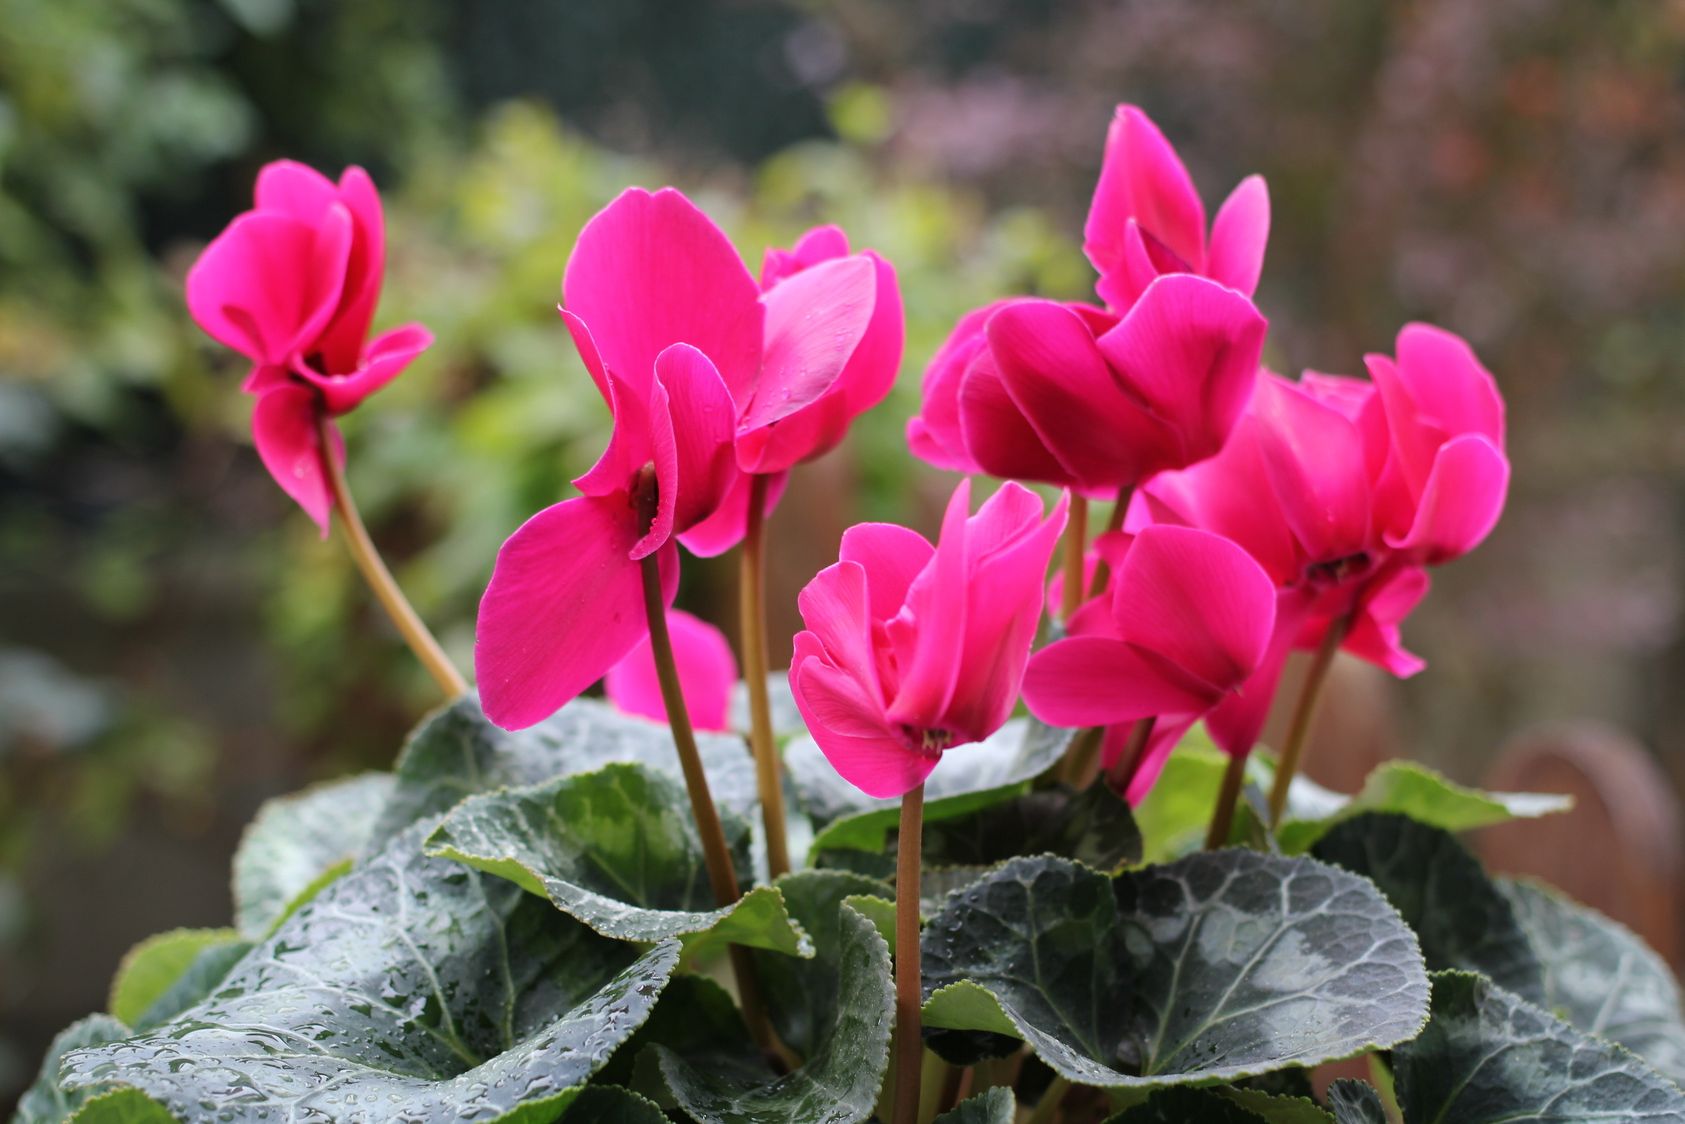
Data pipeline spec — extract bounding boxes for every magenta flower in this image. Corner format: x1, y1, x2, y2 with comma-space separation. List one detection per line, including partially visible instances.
905, 275, 1267, 496
790, 480, 1067, 798
1084, 104, 1270, 314
1022, 526, 1277, 757
186, 161, 431, 532
606, 609, 739, 732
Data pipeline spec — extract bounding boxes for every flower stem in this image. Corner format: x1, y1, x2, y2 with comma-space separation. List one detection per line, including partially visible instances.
317, 414, 467, 700
740, 473, 792, 879
893, 782, 926, 1124
1205, 752, 1248, 849
1266, 612, 1351, 826
1085, 485, 1133, 600
638, 536, 777, 1052
1059, 494, 1089, 622
1105, 716, 1156, 794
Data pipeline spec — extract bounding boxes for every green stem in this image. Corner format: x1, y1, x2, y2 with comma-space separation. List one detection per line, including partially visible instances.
740, 473, 792, 878
1205, 752, 1248, 850
1085, 484, 1132, 600
1105, 716, 1156, 793
1059, 494, 1089, 623
893, 782, 927, 1124
317, 413, 467, 700
1266, 612, 1351, 826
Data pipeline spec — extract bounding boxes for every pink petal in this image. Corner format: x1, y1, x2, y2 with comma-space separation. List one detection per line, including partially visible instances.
649, 343, 740, 542
314, 167, 386, 374
677, 468, 789, 558
1111, 524, 1277, 693
253, 160, 339, 220
475, 495, 678, 731
1206, 174, 1269, 298
839, 523, 935, 622
296, 323, 431, 415
1203, 589, 1311, 758
605, 608, 739, 731
792, 635, 932, 799
1395, 323, 1505, 444
187, 210, 350, 366
795, 560, 886, 713
1095, 274, 1267, 473
251, 385, 338, 536
884, 480, 973, 730
1119, 716, 1196, 806
1085, 105, 1208, 287
760, 224, 852, 288
907, 302, 1003, 475
562, 187, 763, 403
1384, 433, 1509, 565
1093, 220, 1169, 314
987, 299, 1167, 490
1250, 375, 1374, 563
560, 308, 612, 401
958, 348, 1075, 487
1343, 566, 1429, 677
574, 370, 655, 500
1021, 635, 1216, 727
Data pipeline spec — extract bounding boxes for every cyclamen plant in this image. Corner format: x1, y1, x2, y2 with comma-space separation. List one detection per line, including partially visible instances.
16, 106, 1685, 1124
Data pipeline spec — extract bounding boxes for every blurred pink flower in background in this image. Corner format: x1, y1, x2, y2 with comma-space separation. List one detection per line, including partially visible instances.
606, 609, 739, 731
186, 161, 431, 531
790, 480, 1066, 797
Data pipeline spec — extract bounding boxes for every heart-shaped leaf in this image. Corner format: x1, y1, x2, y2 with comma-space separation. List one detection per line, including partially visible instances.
423, 762, 809, 954
920, 784, 1142, 872
556, 1086, 669, 1123
1393, 972, 1685, 1122
1311, 813, 1544, 1001
649, 871, 895, 1124
1498, 877, 1685, 1084
370, 696, 758, 850
933, 1088, 1016, 1123
1325, 1080, 1387, 1124
11, 1015, 131, 1124
107, 928, 251, 1032
232, 771, 393, 938
787, 717, 1074, 854
920, 852, 1429, 1087
59, 823, 682, 1122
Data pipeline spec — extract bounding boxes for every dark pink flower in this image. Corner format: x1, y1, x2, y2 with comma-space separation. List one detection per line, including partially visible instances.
790, 480, 1067, 798
186, 161, 431, 532
475, 343, 738, 730
905, 275, 1266, 496
1084, 104, 1270, 313
606, 609, 738, 732
1022, 526, 1277, 757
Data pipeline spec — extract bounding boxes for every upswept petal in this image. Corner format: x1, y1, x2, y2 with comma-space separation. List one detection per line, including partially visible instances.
1251, 375, 1373, 562
573, 371, 655, 500
559, 308, 612, 401
314, 167, 386, 373
746, 255, 876, 431
1144, 420, 1302, 585
605, 609, 739, 731
839, 523, 935, 622
1115, 716, 1196, 806
885, 480, 973, 730
676, 468, 788, 558
1394, 322, 1505, 444
1204, 588, 1312, 758
907, 301, 1006, 474
1342, 565, 1430, 677
760, 224, 852, 288
988, 299, 1163, 490
187, 210, 351, 366
1022, 635, 1215, 728
296, 323, 432, 415
648, 343, 739, 544
792, 634, 933, 799
1093, 220, 1174, 313
253, 160, 340, 221
1384, 433, 1510, 565
794, 560, 885, 715
561, 187, 763, 402
476, 495, 678, 731
1205, 174, 1270, 297
958, 348, 1074, 486
251, 385, 338, 536
1096, 273, 1266, 471
1111, 524, 1276, 693
1085, 105, 1207, 284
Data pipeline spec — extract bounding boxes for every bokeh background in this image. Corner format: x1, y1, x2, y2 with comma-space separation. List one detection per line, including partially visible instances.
5, 0, 1685, 1105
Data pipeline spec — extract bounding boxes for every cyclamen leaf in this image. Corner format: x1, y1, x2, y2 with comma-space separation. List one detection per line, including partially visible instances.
63, 1088, 178, 1123
109, 930, 253, 1032
107, 929, 245, 1028
1272, 760, 1570, 852
58, 823, 682, 1122
423, 762, 810, 955
1105, 1087, 1271, 1122
11, 1015, 130, 1124
369, 696, 758, 850
919, 783, 1143, 872
1310, 813, 1545, 1001
556, 1086, 669, 1123
653, 908, 892, 1123
231, 771, 393, 938
920, 852, 1429, 1087
1498, 877, 1685, 1084
1393, 971, 1685, 1122
788, 717, 1075, 854
933, 1088, 1016, 1123
1325, 1080, 1388, 1124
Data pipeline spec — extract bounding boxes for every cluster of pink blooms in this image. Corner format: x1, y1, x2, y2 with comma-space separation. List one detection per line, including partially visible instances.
187, 104, 1508, 806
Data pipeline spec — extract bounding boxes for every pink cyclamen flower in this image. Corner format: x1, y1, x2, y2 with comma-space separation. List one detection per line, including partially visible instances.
560, 190, 902, 558
790, 480, 1067, 798
905, 275, 1267, 497
606, 609, 738, 732
1022, 526, 1276, 760
1084, 104, 1270, 314
186, 161, 432, 532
